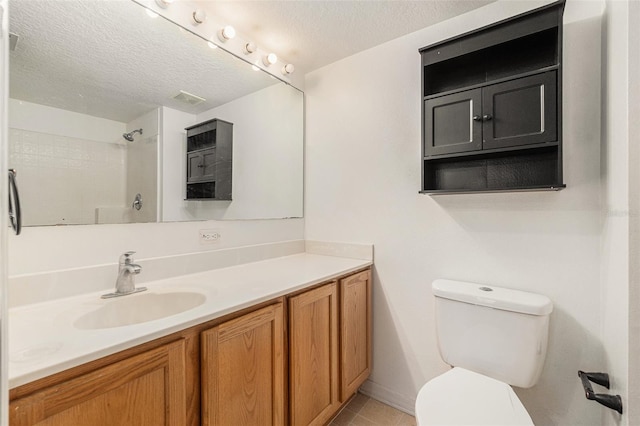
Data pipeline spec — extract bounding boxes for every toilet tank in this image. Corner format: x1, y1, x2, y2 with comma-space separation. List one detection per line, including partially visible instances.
432, 279, 553, 388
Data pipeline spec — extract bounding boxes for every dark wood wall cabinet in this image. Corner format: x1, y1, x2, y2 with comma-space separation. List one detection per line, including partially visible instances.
420, 1, 566, 194
185, 118, 233, 200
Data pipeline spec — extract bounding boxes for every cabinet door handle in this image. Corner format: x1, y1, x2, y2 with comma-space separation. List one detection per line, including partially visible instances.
197, 164, 204, 168
483, 114, 493, 121
472, 115, 482, 121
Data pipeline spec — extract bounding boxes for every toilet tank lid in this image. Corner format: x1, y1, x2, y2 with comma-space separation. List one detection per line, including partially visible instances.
432, 279, 553, 316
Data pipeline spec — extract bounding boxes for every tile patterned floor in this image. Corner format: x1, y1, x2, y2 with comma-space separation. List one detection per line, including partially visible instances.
329, 393, 416, 426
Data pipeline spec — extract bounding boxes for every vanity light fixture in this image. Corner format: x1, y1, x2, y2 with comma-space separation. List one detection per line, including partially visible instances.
281, 64, 295, 75
192, 9, 206, 24
154, 0, 174, 8
218, 25, 236, 42
243, 42, 257, 55
262, 53, 277, 66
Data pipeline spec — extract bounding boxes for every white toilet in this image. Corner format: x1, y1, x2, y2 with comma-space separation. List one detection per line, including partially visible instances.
415, 279, 553, 425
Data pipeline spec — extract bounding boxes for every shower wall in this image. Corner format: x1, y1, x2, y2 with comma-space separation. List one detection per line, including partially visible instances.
125, 109, 159, 224
8, 100, 127, 226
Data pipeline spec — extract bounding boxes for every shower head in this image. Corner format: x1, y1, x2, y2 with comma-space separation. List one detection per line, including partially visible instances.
123, 128, 143, 142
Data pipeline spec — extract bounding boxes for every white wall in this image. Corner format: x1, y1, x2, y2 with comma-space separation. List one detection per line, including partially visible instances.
601, 1, 640, 425
9, 99, 124, 144
160, 106, 193, 222
304, 1, 609, 424
8, 100, 128, 225
626, 2, 640, 424
7, 218, 304, 275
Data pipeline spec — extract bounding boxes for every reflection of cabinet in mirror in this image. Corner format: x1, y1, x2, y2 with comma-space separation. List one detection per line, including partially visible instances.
185, 119, 233, 200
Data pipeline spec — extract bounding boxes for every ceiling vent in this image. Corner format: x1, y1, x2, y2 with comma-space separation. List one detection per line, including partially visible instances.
173, 90, 206, 106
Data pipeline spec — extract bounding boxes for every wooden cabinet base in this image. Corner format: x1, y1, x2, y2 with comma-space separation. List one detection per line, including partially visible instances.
201, 303, 285, 426
340, 270, 372, 400
9, 267, 372, 426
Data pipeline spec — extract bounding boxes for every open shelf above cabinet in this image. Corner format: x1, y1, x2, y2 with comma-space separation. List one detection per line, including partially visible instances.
420, 0, 565, 194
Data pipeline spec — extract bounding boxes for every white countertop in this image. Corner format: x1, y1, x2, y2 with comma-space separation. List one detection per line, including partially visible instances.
9, 253, 371, 389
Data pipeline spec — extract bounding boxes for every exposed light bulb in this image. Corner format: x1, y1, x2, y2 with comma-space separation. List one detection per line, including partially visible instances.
155, 0, 174, 8
192, 9, 206, 24
281, 64, 295, 75
243, 42, 257, 55
262, 53, 277, 66
218, 25, 236, 41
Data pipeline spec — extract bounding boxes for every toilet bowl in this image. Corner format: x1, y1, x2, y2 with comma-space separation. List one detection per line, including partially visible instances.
415, 368, 532, 426
415, 280, 553, 426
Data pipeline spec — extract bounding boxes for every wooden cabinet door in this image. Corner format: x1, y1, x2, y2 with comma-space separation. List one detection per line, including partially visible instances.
424, 88, 482, 156
9, 340, 187, 426
201, 303, 285, 426
340, 270, 372, 401
482, 71, 557, 150
289, 282, 340, 426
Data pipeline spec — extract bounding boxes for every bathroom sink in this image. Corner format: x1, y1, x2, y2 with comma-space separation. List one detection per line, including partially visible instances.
74, 291, 207, 329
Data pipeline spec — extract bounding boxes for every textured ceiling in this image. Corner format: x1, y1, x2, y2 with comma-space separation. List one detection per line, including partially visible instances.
9, 0, 278, 123
201, 0, 496, 72
9, 0, 494, 123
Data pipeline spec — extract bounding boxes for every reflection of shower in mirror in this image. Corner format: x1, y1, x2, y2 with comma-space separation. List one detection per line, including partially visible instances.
123, 128, 143, 142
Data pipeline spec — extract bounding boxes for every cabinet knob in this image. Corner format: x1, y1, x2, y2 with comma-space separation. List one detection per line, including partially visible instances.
472, 115, 482, 121
482, 114, 493, 121
197, 164, 204, 168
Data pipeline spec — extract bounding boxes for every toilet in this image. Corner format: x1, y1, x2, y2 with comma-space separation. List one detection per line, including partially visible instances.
415, 279, 553, 425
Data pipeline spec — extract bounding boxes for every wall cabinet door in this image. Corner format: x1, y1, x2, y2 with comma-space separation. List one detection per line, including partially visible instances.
9, 340, 187, 426
186, 148, 216, 183
482, 71, 557, 150
424, 88, 482, 156
425, 71, 557, 156
201, 303, 285, 426
289, 282, 340, 426
340, 270, 372, 401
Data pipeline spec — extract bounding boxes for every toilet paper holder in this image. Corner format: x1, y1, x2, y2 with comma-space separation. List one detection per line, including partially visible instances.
578, 371, 623, 414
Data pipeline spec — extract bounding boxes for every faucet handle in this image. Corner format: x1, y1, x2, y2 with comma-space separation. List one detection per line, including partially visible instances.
120, 251, 136, 264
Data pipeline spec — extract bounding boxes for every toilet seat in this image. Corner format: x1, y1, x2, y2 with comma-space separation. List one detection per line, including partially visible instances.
415, 367, 533, 426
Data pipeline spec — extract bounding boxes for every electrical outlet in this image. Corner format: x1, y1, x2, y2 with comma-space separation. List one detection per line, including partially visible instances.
199, 229, 221, 244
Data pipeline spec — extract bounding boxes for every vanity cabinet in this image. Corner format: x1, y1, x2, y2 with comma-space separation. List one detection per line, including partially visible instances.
9, 268, 372, 426
420, 1, 565, 193
289, 282, 340, 426
185, 118, 233, 200
288, 270, 373, 425
9, 340, 187, 426
339, 270, 372, 400
201, 303, 285, 426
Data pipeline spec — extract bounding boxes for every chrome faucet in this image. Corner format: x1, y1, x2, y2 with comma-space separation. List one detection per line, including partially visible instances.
101, 251, 147, 299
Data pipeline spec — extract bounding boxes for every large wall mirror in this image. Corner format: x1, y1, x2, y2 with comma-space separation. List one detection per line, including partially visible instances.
8, 0, 303, 226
